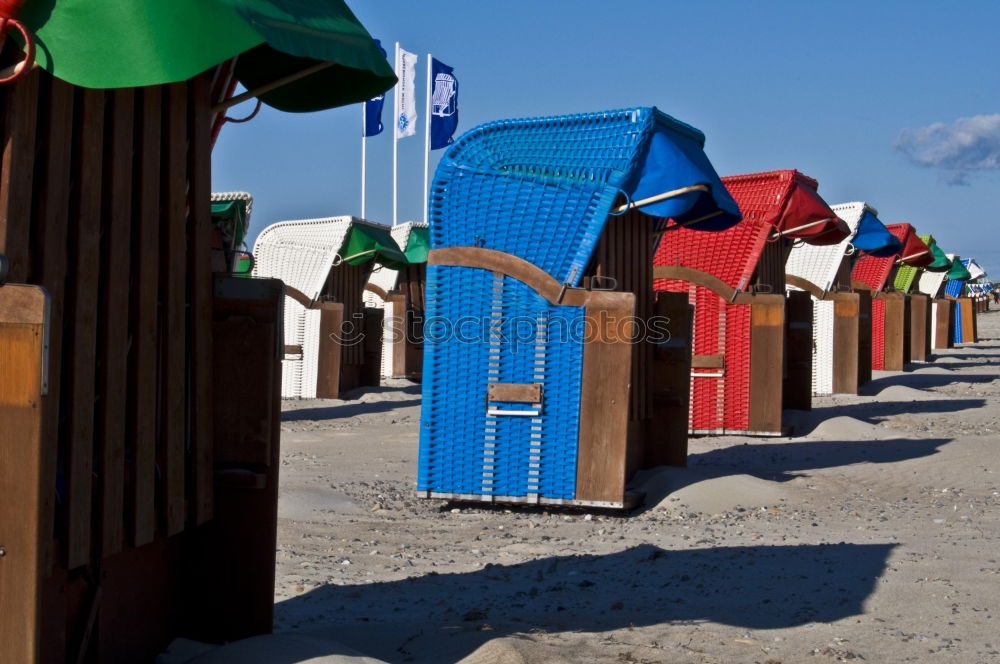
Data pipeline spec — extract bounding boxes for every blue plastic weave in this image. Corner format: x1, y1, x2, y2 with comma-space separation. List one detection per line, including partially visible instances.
417, 266, 583, 499
944, 278, 965, 342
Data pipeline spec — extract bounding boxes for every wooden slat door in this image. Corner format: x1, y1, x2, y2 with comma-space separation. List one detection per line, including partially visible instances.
0, 285, 49, 664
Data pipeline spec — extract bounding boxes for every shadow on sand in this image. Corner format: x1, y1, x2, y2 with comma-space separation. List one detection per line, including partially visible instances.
859, 372, 995, 394
681, 437, 952, 484
282, 399, 422, 421
273, 542, 896, 663
807, 398, 987, 426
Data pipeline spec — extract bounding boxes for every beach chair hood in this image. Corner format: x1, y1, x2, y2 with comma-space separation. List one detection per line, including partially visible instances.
253, 216, 406, 303
655, 169, 844, 291
890, 224, 934, 268
963, 258, 986, 281
850, 207, 902, 257
430, 106, 741, 286
19, 0, 395, 112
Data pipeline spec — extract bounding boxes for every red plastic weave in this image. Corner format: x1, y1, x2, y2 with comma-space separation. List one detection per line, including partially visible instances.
654, 169, 841, 433
871, 298, 886, 370
851, 254, 895, 291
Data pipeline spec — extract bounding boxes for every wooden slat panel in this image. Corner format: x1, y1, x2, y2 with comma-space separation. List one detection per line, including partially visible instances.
161, 83, 188, 536
97, 88, 135, 558
933, 299, 951, 350
32, 75, 75, 574
782, 290, 812, 411
188, 73, 214, 525
748, 300, 785, 433
315, 303, 344, 398
575, 295, 634, 504
128, 86, 162, 547
0, 67, 41, 282
388, 293, 408, 378
647, 292, 691, 467
901, 295, 912, 365
909, 294, 929, 362
880, 292, 906, 371
0, 286, 48, 664
856, 290, 873, 385
66, 88, 107, 569
832, 293, 860, 394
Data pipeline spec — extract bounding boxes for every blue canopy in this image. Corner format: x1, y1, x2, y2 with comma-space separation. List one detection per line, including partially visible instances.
852, 209, 902, 257
429, 106, 741, 285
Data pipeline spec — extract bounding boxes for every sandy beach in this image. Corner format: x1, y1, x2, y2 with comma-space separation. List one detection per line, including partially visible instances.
166, 309, 1000, 663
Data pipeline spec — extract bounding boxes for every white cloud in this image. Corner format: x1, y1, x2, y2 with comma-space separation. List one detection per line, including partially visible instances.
893, 114, 1000, 185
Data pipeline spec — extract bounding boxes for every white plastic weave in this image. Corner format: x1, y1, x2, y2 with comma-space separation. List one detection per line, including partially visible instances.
917, 269, 948, 299
930, 301, 939, 348
812, 300, 835, 395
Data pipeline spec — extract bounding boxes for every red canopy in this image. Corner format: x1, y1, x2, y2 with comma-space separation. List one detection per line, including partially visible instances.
889, 223, 934, 268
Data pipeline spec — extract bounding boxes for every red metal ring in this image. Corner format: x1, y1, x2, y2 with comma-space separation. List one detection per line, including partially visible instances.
0, 19, 35, 84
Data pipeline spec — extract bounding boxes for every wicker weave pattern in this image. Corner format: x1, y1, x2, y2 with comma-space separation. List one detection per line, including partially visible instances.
871, 298, 886, 370
417, 266, 583, 499
813, 300, 835, 394
851, 254, 895, 292
253, 216, 362, 301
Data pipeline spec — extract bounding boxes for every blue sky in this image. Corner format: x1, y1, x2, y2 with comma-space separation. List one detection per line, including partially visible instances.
212, 0, 1000, 277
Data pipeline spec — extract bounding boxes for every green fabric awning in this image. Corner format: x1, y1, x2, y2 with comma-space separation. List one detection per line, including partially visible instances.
20, 0, 396, 112
341, 225, 408, 269
947, 258, 972, 281
919, 235, 951, 272
401, 226, 430, 264
211, 200, 249, 247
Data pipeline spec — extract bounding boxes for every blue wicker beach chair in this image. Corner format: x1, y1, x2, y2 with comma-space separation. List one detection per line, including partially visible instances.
418, 107, 740, 508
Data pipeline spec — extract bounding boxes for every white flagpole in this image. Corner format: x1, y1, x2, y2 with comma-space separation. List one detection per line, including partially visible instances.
392, 41, 400, 226
361, 102, 368, 219
423, 53, 432, 224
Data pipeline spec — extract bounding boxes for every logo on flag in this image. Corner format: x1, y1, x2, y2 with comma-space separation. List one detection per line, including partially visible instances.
395, 47, 418, 139
430, 58, 458, 150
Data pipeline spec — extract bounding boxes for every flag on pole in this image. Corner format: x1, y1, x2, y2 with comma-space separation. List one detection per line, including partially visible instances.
430, 58, 459, 150
364, 93, 385, 136
395, 47, 418, 138
363, 39, 389, 137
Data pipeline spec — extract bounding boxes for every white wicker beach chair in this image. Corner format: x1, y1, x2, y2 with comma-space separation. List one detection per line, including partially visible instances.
253, 216, 389, 398
785, 202, 869, 395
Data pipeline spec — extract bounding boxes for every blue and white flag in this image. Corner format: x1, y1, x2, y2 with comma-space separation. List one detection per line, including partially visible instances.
430, 58, 459, 150
363, 39, 388, 137
364, 93, 385, 137
395, 47, 418, 138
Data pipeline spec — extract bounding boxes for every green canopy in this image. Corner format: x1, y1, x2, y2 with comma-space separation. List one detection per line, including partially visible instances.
20, 0, 396, 112
211, 199, 250, 247
947, 258, 971, 281
919, 235, 951, 272
894, 233, 951, 292
341, 224, 409, 269
400, 225, 430, 264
